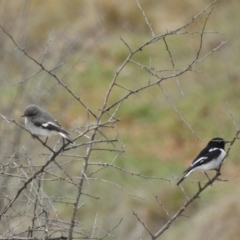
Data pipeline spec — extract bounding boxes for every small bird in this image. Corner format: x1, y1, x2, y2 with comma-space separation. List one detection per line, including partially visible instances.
177, 137, 229, 185
21, 105, 73, 144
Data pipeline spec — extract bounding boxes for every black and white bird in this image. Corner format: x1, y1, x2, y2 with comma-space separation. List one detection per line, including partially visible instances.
177, 137, 229, 185
21, 105, 73, 144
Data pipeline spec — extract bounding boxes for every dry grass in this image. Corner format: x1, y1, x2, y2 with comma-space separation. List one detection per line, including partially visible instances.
0, 0, 239, 239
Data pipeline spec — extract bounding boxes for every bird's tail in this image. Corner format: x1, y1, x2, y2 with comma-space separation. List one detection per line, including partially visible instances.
59, 133, 74, 145
176, 170, 191, 185
176, 175, 186, 185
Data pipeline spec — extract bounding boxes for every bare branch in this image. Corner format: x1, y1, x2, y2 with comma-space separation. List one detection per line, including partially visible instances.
151, 130, 240, 239
133, 211, 154, 238
136, 0, 155, 37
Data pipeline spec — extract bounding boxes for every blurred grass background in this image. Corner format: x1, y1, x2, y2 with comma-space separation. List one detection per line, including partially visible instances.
0, 0, 240, 239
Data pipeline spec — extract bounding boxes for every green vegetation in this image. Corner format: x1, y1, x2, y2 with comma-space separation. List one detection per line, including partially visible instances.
0, 0, 240, 239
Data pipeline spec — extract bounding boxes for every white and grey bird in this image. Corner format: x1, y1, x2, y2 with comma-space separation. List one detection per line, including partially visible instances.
21, 105, 73, 144
177, 137, 229, 185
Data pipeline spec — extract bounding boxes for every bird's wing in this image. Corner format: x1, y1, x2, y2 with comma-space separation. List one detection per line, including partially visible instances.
183, 148, 222, 174
32, 118, 69, 135
191, 147, 222, 165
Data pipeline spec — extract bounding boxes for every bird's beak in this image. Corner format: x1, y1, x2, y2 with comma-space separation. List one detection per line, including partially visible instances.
21, 114, 25, 117
224, 140, 231, 143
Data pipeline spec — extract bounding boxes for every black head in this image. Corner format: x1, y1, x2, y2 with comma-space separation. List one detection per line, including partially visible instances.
207, 137, 229, 149
21, 105, 42, 118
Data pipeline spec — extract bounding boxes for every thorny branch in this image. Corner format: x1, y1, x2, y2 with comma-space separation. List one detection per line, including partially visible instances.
133, 130, 240, 240
0, 0, 235, 239
103, 1, 225, 113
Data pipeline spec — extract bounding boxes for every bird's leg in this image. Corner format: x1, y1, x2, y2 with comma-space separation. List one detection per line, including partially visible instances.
204, 172, 213, 186
44, 137, 48, 145
216, 168, 221, 177
31, 134, 37, 139
62, 138, 65, 147
215, 168, 221, 180
204, 172, 211, 181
